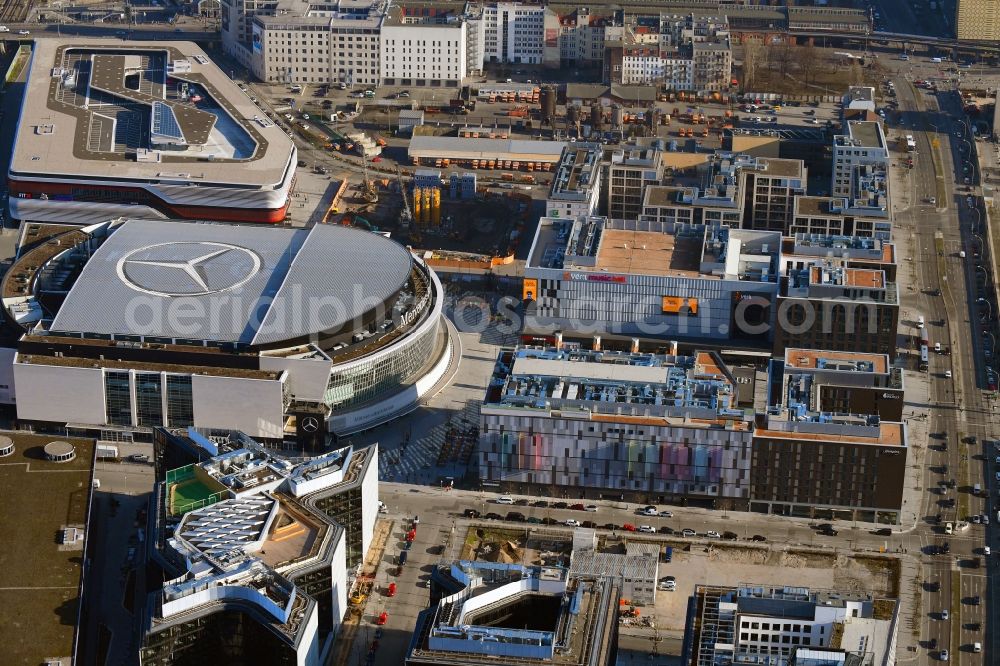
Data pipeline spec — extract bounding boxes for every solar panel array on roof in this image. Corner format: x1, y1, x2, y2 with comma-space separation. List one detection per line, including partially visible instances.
151, 101, 184, 142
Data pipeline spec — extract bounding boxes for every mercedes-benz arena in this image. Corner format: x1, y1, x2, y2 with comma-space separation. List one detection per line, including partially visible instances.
5, 219, 452, 440
8, 39, 296, 225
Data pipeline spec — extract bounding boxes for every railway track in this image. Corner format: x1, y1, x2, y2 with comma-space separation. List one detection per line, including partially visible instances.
0, 0, 31, 25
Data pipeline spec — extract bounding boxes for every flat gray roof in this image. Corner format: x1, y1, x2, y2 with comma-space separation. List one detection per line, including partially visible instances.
51, 220, 413, 346
848, 121, 884, 149
11, 39, 295, 188
409, 136, 567, 162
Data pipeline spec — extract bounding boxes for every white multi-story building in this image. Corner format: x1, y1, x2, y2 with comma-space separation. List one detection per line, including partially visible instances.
483, 2, 544, 64
832, 120, 890, 198
546, 142, 602, 219
381, 3, 484, 86
688, 585, 899, 666
244, 0, 385, 86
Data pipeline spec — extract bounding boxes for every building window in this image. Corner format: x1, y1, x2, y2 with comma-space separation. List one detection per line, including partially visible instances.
105, 371, 132, 426
136, 372, 164, 427
166, 375, 194, 427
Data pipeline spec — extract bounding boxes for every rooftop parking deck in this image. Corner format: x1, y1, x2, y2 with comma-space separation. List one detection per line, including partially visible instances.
12, 39, 293, 187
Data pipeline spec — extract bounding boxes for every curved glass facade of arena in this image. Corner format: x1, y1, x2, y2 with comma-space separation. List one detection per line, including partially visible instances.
323, 259, 445, 412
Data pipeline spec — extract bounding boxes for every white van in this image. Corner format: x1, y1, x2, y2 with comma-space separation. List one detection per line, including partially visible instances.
975, 483, 982, 495
496, 496, 515, 505
973, 642, 982, 653
917, 316, 925, 328
931, 57, 943, 63
92, 478, 101, 489
935, 342, 942, 353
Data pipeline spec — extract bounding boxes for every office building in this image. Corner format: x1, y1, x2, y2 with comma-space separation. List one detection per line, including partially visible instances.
7, 219, 451, 440
956, 0, 1000, 41
479, 346, 754, 506
831, 121, 889, 199
141, 429, 378, 665
483, 2, 545, 64
406, 560, 619, 666
773, 243, 899, 360
771, 348, 904, 422
751, 348, 907, 522
381, 2, 485, 87
546, 142, 603, 219
524, 216, 779, 343
607, 146, 665, 220
247, 0, 384, 87
8, 39, 297, 225
781, 234, 897, 282
791, 194, 891, 240
685, 584, 899, 666
742, 158, 807, 232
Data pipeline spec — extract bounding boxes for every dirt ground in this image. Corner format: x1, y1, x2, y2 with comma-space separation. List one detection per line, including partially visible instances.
742, 44, 888, 98
653, 544, 900, 631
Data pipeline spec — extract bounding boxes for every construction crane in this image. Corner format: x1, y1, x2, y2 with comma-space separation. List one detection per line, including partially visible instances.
361, 156, 378, 204
395, 165, 412, 229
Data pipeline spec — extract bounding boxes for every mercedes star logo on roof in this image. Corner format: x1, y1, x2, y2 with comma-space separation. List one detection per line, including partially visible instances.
300, 416, 321, 433
116, 242, 262, 297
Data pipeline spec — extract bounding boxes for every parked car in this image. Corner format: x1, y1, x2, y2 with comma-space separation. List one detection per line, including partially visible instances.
505, 511, 526, 522
585, 504, 598, 512
514, 498, 529, 506
640, 505, 658, 516
496, 496, 514, 505
553, 501, 569, 509
531, 500, 549, 508
873, 528, 892, 536
570, 503, 585, 511
658, 526, 675, 534
681, 528, 697, 537
658, 510, 674, 518
706, 531, 721, 539
751, 534, 767, 542
622, 523, 637, 532
464, 509, 480, 518
637, 525, 655, 533
565, 519, 582, 527
722, 531, 738, 540
484, 512, 502, 521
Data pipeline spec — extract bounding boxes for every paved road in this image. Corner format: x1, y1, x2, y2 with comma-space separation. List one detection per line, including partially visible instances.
890, 66, 995, 664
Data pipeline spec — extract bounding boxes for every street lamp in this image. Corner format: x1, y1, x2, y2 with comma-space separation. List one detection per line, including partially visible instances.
977, 264, 992, 288
977, 298, 993, 321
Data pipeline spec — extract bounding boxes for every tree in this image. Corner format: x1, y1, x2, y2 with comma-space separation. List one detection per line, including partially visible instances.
743, 39, 764, 91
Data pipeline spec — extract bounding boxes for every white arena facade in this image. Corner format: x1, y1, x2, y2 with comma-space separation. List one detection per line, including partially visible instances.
4, 219, 452, 441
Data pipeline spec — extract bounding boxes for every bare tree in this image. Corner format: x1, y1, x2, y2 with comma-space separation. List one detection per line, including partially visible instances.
799, 43, 818, 87
743, 39, 764, 91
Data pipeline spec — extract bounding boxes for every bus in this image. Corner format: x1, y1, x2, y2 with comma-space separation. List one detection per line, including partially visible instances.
919, 344, 929, 371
